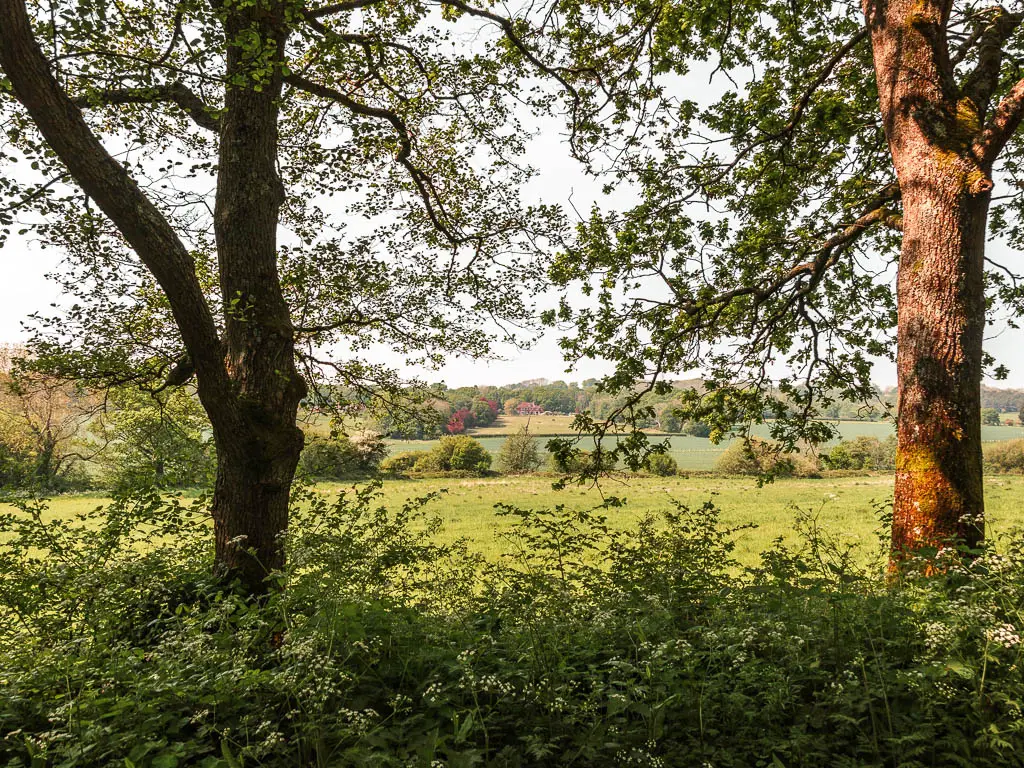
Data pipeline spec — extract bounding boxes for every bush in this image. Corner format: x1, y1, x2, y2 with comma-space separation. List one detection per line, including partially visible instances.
495, 427, 543, 473
298, 435, 387, 480
548, 446, 617, 474
821, 435, 896, 471
379, 449, 430, 475
644, 452, 679, 476
985, 439, 1024, 472
715, 438, 819, 477
9, 488, 1024, 766
682, 420, 712, 438
414, 435, 491, 475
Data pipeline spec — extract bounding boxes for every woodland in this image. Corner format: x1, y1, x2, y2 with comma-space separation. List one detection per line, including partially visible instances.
5, 0, 1024, 764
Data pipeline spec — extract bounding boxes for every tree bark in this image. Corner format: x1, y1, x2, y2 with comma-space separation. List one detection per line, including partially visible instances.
865, 0, 991, 559
207, 2, 306, 592
892, 174, 987, 557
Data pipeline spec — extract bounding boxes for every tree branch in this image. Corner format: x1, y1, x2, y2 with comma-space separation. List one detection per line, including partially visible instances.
72, 81, 220, 132
681, 183, 900, 316
304, 0, 382, 19
960, 8, 1023, 115
284, 72, 467, 245
975, 75, 1024, 164
700, 29, 869, 191
0, 0, 229, 396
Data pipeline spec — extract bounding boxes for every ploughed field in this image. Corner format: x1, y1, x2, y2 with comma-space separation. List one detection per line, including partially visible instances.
22, 473, 1024, 568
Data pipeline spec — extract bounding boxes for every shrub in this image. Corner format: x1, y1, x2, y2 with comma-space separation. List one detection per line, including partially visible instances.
644, 452, 679, 476
985, 439, 1024, 472
821, 435, 896, 471
9, 488, 1024, 766
299, 435, 386, 480
715, 438, 819, 477
414, 435, 492, 475
682, 420, 712, 438
495, 427, 543, 473
379, 449, 430, 475
548, 446, 617, 474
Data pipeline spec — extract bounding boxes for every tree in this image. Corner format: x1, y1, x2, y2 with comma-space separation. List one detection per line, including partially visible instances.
495, 426, 543, 473
415, 434, 491, 474
0, 0, 562, 592
91, 386, 214, 488
543, 0, 1024, 560
0, 373, 95, 489
982, 408, 1003, 426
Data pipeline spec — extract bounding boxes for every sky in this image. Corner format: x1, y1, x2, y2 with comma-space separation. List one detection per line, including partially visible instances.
7, 233, 1024, 390
5, 51, 1024, 391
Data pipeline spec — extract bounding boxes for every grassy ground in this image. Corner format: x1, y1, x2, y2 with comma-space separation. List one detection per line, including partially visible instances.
17, 473, 1024, 568
470, 414, 578, 435
315, 473, 1024, 566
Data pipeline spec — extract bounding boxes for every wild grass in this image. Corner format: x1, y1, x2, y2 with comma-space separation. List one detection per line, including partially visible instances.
12, 473, 1024, 567
317, 474, 1024, 566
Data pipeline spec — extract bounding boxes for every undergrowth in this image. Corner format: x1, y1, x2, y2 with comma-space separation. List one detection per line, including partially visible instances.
2, 484, 1024, 767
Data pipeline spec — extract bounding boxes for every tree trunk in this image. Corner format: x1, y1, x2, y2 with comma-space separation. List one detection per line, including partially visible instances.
865, 0, 993, 560
892, 175, 987, 557
205, 2, 306, 594
211, 421, 304, 591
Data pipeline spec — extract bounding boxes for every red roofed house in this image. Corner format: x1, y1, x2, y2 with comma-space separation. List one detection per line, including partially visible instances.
516, 401, 544, 416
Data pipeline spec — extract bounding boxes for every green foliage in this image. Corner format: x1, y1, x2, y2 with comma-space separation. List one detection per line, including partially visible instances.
643, 452, 678, 476
983, 408, 1003, 426
681, 420, 712, 438
379, 450, 432, 476
92, 387, 214, 489
1, 0, 568, 430
413, 435, 492, 475
548, 445, 617, 474
715, 438, 820, 477
298, 435, 386, 480
495, 427, 543, 474
8, 487, 1024, 765
822, 435, 897, 471
985, 440, 1024, 472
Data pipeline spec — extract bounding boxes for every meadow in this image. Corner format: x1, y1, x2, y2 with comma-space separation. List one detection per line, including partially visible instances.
386, 414, 1024, 470
20, 472, 1024, 567
323, 472, 1024, 564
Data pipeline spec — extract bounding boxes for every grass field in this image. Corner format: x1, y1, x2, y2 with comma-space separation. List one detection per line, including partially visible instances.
10, 473, 1024, 567
340, 474, 1024, 565
387, 417, 1024, 471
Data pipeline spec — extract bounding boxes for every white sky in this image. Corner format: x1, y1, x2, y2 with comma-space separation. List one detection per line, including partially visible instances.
4, 71, 1024, 390
7, 217, 1024, 390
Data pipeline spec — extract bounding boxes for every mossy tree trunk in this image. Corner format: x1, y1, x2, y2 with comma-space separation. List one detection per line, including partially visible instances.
865, 0, 998, 557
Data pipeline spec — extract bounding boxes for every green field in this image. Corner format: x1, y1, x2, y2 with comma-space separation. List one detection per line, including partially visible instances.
349, 474, 1024, 564
387, 418, 1024, 471
13, 473, 1011, 568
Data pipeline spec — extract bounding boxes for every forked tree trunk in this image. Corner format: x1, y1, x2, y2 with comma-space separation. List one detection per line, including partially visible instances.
865, 0, 993, 560
204, 2, 307, 593
0, 0, 306, 594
